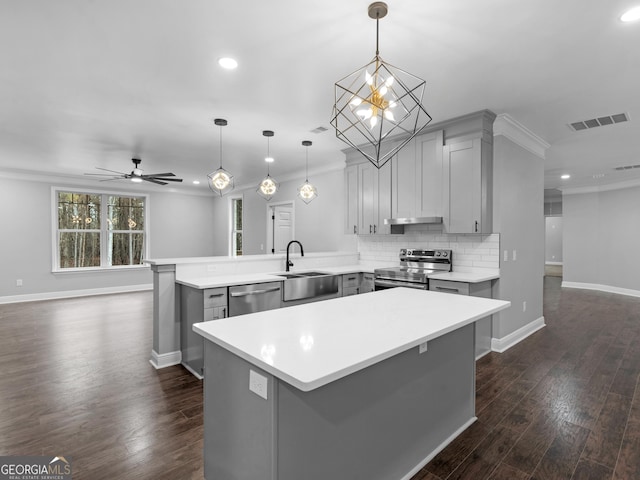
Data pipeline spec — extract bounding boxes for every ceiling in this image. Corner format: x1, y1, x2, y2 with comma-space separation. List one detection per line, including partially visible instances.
1, 0, 640, 194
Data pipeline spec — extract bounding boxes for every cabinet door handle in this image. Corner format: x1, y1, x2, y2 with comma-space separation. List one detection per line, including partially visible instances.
222, 307, 226, 318
208, 293, 225, 298
435, 286, 462, 293
369, 224, 372, 234
474, 221, 479, 232
373, 224, 377, 234
353, 225, 357, 234
347, 276, 356, 281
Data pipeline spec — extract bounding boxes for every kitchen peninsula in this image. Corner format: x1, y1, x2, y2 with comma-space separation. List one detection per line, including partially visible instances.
194, 287, 510, 480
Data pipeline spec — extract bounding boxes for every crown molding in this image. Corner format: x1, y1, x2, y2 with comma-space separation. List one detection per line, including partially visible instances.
561, 177, 640, 195
493, 114, 550, 159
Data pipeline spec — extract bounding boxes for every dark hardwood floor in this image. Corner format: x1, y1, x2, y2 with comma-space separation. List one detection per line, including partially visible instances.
1, 277, 639, 479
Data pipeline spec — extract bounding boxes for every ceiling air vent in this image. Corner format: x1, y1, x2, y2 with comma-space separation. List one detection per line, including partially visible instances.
310, 126, 329, 134
613, 164, 640, 171
569, 112, 629, 132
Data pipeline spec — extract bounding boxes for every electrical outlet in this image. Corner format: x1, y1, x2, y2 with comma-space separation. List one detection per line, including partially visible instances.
512, 250, 517, 261
16, 279, 23, 287
523, 301, 527, 312
419, 342, 428, 354
249, 370, 268, 400
503, 250, 508, 262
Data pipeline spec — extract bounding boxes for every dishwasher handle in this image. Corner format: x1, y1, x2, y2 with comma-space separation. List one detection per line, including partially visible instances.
230, 286, 281, 297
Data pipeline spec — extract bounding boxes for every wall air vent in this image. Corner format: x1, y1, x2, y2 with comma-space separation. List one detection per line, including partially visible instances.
613, 164, 640, 171
310, 126, 329, 134
569, 113, 629, 132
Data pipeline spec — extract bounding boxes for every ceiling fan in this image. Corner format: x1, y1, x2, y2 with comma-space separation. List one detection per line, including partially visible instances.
85, 158, 183, 185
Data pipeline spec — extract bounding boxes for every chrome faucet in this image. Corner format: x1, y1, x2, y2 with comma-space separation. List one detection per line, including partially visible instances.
286, 240, 304, 271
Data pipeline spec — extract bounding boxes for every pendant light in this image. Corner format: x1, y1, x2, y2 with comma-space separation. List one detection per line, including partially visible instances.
297, 140, 317, 204
257, 130, 278, 200
330, 2, 432, 169
207, 118, 235, 196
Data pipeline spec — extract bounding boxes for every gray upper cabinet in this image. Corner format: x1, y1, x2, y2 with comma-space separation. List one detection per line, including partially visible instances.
392, 130, 444, 219
345, 157, 391, 235
443, 137, 493, 234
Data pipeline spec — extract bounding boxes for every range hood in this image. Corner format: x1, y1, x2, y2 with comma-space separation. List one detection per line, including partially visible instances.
384, 216, 443, 234
384, 216, 443, 225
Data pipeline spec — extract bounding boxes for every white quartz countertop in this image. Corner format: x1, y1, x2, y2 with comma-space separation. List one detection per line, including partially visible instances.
428, 271, 500, 283
176, 264, 378, 289
193, 288, 510, 392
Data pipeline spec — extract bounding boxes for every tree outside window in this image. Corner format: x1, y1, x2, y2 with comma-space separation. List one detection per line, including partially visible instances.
55, 190, 147, 270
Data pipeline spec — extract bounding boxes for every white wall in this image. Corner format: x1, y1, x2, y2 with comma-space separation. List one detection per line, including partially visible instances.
563, 185, 640, 293
0, 175, 217, 299
492, 134, 545, 340
545, 216, 563, 264
212, 168, 351, 256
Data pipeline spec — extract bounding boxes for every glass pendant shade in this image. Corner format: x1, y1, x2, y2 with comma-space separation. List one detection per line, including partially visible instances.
297, 140, 317, 204
330, 2, 432, 169
257, 130, 278, 200
208, 118, 235, 196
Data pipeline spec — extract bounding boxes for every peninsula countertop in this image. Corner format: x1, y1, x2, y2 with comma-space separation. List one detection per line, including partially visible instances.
193, 288, 510, 391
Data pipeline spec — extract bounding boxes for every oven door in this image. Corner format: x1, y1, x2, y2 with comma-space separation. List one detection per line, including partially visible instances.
374, 278, 428, 291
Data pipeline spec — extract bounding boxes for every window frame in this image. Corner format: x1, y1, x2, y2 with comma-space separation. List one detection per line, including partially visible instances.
51, 186, 150, 273
229, 194, 243, 257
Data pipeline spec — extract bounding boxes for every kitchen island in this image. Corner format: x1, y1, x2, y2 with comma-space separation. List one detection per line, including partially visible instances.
194, 287, 510, 480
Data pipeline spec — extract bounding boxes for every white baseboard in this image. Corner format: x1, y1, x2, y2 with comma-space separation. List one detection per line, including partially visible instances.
562, 281, 640, 298
399, 416, 477, 480
0, 284, 153, 304
491, 317, 546, 353
149, 349, 182, 369
181, 362, 203, 380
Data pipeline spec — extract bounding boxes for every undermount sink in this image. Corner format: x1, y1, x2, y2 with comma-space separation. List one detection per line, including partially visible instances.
272, 271, 339, 301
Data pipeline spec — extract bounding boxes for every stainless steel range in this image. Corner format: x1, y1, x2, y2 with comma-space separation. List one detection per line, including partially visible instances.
374, 249, 453, 290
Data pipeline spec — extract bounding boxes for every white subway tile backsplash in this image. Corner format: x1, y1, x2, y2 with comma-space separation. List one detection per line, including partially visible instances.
357, 232, 500, 272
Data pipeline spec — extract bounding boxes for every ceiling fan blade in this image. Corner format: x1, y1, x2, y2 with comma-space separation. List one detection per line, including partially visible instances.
147, 176, 183, 182
142, 177, 168, 185
84, 173, 124, 177
143, 172, 176, 177
95, 167, 127, 175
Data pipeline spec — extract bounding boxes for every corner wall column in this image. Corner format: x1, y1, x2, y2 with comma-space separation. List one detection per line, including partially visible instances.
149, 263, 181, 368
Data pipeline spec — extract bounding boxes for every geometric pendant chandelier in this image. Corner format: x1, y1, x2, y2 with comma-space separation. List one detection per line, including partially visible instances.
330, 2, 432, 169
297, 140, 317, 204
257, 130, 279, 201
207, 118, 235, 196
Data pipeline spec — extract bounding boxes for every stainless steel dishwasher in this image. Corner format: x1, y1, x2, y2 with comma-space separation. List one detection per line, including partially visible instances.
228, 282, 282, 316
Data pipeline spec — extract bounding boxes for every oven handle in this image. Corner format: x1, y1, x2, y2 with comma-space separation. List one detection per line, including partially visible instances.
374, 278, 428, 290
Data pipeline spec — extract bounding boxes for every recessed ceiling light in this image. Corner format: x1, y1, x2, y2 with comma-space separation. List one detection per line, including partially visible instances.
265, 157, 274, 163
192, 180, 200, 185
218, 57, 238, 69
621, 6, 640, 22
561, 174, 571, 180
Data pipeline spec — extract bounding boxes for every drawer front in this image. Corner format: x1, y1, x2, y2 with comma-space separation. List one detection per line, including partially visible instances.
429, 279, 470, 295
360, 273, 374, 293
204, 306, 227, 321
342, 273, 361, 288
204, 287, 227, 308
343, 286, 359, 297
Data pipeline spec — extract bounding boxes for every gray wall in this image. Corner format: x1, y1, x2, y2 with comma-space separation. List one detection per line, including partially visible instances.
563, 185, 640, 291
212, 168, 347, 256
0, 175, 217, 298
492, 135, 545, 339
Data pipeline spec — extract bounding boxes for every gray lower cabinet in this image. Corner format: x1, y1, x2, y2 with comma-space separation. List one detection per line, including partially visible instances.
360, 273, 375, 293
342, 273, 361, 296
181, 285, 227, 377
429, 279, 492, 358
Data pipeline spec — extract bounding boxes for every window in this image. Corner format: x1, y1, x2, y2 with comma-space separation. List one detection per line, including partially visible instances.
231, 197, 242, 256
54, 189, 148, 270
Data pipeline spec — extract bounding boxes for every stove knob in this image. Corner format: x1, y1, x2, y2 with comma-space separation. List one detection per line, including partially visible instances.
435, 251, 441, 257
442, 251, 448, 258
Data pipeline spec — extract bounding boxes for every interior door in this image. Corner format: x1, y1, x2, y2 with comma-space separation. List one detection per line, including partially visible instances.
269, 204, 293, 254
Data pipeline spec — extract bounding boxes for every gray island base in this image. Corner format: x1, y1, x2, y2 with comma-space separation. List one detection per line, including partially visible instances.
194, 288, 510, 480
